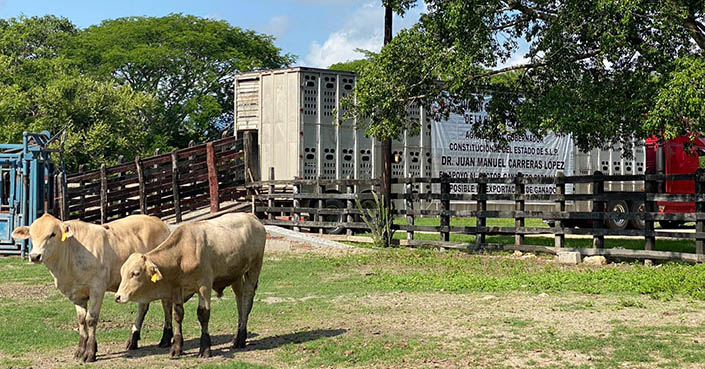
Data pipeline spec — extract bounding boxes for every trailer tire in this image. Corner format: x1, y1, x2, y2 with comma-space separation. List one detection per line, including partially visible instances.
321, 199, 346, 234
629, 201, 645, 230
605, 200, 629, 231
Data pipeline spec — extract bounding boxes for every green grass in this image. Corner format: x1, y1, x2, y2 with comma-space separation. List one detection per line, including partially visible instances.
2, 249, 705, 368
366, 217, 699, 254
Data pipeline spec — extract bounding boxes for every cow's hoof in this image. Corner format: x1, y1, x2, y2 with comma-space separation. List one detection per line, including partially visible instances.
197, 348, 211, 358
126, 331, 140, 350
233, 331, 246, 349
82, 341, 97, 362
198, 333, 212, 358
169, 347, 182, 359
73, 348, 85, 360
158, 327, 173, 348
82, 351, 96, 363
169, 341, 183, 359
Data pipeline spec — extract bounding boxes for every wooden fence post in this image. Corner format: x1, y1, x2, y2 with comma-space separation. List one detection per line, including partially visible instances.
405, 181, 414, 241
100, 164, 107, 224
293, 178, 301, 232
53, 173, 61, 219
117, 155, 124, 217
243, 131, 258, 183
206, 142, 220, 214
554, 172, 565, 248
346, 176, 354, 236
267, 168, 275, 221
171, 150, 182, 223
514, 173, 525, 246
644, 173, 657, 252
440, 174, 451, 242
78, 164, 85, 219
695, 169, 705, 259
476, 173, 487, 247
135, 156, 146, 214
318, 180, 325, 234
592, 171, 604, 249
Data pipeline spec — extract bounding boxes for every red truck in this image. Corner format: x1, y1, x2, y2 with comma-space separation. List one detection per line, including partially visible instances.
644, 136, 705, 228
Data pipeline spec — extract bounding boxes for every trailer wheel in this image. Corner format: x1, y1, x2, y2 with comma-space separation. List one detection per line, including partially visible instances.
659, 220, 685, 229
605, 200, 629, 231
629, 201, 645, 230
321, 199, 346, 234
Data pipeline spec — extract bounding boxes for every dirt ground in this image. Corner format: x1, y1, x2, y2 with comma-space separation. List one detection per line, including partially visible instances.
4, 236, 705, 369
9, 288, 705, 369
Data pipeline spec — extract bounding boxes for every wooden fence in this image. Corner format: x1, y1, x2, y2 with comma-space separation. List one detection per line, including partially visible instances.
55, 136, 246, 224
247, 169, 705, 263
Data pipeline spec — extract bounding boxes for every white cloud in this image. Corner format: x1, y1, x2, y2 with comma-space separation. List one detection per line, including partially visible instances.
263, 15, 292, 38
304, 1, 424, 68
495, 40, 531, 69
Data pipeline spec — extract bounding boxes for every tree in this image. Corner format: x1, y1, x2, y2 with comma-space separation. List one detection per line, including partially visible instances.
70, 14, 295, 147
0, 16, 159, 171
329, 59, 368, 73
347, 0, 705, 152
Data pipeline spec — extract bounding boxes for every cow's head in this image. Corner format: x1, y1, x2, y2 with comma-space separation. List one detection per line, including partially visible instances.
11, 214, 74, 264
115, 253, 163, 304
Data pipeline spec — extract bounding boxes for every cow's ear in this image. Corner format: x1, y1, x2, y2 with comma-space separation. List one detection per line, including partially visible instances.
145, 259, 163, 283
11, 226, 30, 240
59, 223, 73, 242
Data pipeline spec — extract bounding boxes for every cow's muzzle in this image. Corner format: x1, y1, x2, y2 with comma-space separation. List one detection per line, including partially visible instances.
115, 294, 127, 304
29, 253, 42, 264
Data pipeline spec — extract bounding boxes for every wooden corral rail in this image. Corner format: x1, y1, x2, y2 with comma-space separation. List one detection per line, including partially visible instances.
247, 169, 705, 263
56, 136, 246, 223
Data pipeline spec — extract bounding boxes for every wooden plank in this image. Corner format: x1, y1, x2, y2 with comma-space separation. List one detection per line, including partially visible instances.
440, 174, 450, 242
171, 150, 182, 223
696, 169, 705, 256
644, 174, 657, 252
405, 182, 414, 241
261, 219, 370, 229
247, 178, 380, 187
135, 156, 146, 214
100, 164, 108, 224
555, 172, 566, 248
476, 174, 487, 246
515, 173, 525, 246
206, 142, 220, 214
592, 172, 604, 249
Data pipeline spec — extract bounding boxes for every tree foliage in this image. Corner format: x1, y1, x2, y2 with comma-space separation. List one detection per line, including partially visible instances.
348, 0, 705, 150
0, 14, 294, 170
0, 16, 159, 170
70, 14, 295, 147
329, 59, 368, 73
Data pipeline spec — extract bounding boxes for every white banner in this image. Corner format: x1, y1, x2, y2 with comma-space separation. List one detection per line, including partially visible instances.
432, 113, 574, 195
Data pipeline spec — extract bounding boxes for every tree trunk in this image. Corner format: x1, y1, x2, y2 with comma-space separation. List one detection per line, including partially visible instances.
381, 5, 394, 246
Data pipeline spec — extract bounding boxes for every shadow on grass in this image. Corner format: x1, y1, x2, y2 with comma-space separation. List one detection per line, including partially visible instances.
100, 328, 347, 361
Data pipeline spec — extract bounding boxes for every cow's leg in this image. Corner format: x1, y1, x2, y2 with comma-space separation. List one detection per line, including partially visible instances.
170, 289, 185, 359
125, 302, 149, 350
158, 299, 174, 348
231, 277, 244, 348
196, 285, 212, 358
73, 300, 88, 360
234, 263, 262, 349
83, 291, 104, 363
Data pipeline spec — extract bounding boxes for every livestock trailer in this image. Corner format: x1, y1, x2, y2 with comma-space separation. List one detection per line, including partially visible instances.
233, 68, 645, 223
0, 131, 59, 256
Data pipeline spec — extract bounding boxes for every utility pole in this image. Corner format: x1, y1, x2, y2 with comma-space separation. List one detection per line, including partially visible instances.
381, 4, 393, 245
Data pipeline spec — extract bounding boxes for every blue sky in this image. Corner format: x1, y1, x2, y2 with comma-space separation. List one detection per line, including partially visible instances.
0, 0, 431, 68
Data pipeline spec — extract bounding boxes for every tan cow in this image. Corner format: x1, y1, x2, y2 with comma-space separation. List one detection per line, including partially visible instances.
115, 212, 266, 359
12, 213, 173, 362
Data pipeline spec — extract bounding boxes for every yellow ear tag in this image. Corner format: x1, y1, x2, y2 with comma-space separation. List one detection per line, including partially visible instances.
151, 273, 159, 283
61, 232, 67, 242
